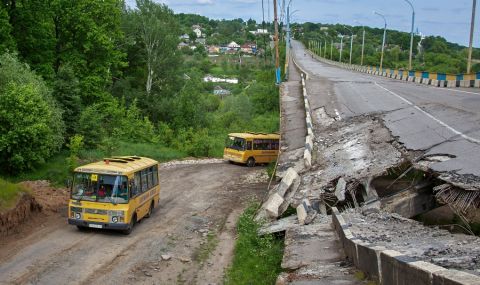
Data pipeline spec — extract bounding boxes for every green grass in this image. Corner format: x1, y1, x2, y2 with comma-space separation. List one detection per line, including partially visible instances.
0, 178, 29, 211
194, 231, 219, 263
7, 141, 188, 187
225, 203, 284, 285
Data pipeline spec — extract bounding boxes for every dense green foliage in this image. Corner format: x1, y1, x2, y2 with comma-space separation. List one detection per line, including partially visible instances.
225, 203, 284, 285
296, 22, 480, 74
0, 0, 279, 179
0, 54, 64, 172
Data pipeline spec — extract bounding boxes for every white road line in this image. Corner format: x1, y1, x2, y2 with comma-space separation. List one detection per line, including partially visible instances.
374, 82, 480, 145
425, 85, 480, 96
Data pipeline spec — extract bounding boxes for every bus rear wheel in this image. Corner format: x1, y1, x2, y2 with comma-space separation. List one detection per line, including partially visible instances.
246, 157, 255, 167
146, 202, 154, 218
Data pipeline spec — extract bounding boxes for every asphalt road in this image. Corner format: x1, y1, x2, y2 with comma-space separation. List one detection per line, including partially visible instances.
292, 40, 480, 179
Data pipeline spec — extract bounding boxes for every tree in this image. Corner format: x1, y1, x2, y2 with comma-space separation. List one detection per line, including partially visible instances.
52, 64, 82, 138
53, 0, 126, 104
0, 5, 16, 53
0, 53, 64, 172
4, 0, 56, 80
134, 0, 181, 95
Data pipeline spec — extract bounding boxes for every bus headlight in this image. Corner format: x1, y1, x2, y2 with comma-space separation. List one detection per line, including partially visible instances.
75, 212, 82, 220
112, 216, 118, 223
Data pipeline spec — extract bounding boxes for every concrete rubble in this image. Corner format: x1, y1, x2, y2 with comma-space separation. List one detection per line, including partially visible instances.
263, 51, 480, 284
342, 209, 480, 276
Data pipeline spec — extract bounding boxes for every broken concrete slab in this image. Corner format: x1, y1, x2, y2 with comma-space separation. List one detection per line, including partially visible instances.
335, 178, 347, 201
278, 178, 301, 216
265, 193, 285, 218
278, 168, 299, 197
259, 215, 299, 235
296, 203, 308, 225
279, 218, 362, 284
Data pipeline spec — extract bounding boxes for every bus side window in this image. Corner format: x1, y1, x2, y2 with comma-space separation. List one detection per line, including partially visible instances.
246, 141, 252, 150
152, 165, 158, 186
272, 140, 279, 150
133, 172, 141, 197
147, 167, 154, 189
141, 169, 148, 193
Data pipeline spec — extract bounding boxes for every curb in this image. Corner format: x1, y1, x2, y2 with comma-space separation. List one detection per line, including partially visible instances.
331, 207, 480, 285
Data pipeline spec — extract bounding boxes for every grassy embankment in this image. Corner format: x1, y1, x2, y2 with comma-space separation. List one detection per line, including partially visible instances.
225, 203, 284, 285
0, 178, 29, 211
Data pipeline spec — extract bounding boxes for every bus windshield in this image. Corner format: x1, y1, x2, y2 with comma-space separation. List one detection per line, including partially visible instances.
71, 173, 129, 204
226, 136, 246, 151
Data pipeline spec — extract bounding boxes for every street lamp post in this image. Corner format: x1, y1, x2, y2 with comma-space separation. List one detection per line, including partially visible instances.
324, 39, 327, 57
330, 39, 333, 60
355, 20, 366, 66
374, 11, 387, 71
468, 0, 477, 74
403, 0, 415, 70
339, 35, 344, 62
344, 26, 354, 64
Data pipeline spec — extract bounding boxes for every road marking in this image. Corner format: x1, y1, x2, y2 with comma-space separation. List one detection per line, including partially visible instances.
374, 82, 480, 145
428, 87, 480, 96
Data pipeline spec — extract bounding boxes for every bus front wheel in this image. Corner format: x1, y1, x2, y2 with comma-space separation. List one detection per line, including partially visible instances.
247, 157, 255, 167
123, 215, 136, 235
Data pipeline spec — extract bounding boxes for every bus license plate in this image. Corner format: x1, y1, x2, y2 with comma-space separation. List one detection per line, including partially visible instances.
88, 224, 102, 229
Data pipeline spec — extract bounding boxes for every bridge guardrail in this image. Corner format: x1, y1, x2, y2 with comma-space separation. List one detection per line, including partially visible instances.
308, 49, 480, 89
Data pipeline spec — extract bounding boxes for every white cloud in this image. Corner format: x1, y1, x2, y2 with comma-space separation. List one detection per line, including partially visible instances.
196, 0, 214, 4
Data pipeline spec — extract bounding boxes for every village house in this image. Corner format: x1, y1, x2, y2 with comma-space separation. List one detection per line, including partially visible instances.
193, 28, 202, 38
196, 37, 206, 45
179, 34, 190, 42
227, 41, 240, 51
177, 42, 189, 49
208, 45, 220, 54
213, 86, 231, 98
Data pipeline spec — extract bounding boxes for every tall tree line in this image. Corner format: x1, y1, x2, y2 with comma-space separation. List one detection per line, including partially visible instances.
0, 0, 182, 172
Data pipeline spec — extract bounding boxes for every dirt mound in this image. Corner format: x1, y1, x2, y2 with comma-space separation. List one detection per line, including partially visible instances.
0, 181, 69, 238
20, 180, 69, 213
0, 193, 41, 237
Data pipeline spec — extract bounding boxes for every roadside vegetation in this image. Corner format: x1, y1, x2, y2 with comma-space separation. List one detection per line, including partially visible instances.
0, 178, 29, 211
295, 22, 480, 74
0, 0, 281, 186
225, 203, 284, 285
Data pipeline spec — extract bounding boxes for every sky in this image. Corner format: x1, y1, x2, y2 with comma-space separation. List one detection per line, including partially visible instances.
126, 0, 478, 47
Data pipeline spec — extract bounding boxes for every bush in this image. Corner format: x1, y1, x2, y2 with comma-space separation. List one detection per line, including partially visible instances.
0, 53, 65, 172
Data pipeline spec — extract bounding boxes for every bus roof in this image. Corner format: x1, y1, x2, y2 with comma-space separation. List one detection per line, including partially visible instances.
228, 132, 280, 139
74, 156, 158, 175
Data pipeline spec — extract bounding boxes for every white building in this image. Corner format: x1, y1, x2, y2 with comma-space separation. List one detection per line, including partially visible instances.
193, 28, 202, 38
227, 41, 240, 50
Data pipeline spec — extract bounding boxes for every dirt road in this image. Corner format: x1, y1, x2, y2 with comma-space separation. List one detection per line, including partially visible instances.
0, 160, 270, 285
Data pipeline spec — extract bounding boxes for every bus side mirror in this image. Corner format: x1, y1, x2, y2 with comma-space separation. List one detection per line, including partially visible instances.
65, 179, 72, 189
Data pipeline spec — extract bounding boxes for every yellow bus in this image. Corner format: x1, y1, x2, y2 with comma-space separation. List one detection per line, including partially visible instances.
68, 156, 160, 235
223, 132, 280, 167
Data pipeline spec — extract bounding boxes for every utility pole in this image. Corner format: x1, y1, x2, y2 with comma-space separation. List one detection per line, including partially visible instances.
274, 0, 280, 84
468, 0, 476, 74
